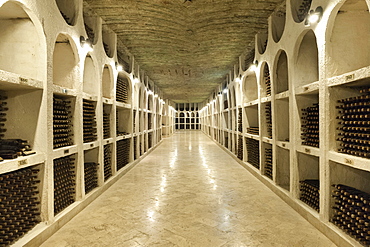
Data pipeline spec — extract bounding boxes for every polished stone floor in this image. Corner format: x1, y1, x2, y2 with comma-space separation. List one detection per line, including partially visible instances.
41, 131, 336, 247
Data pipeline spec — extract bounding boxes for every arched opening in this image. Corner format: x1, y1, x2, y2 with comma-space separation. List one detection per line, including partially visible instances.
271, 6, 286, 43
275, 50, 289, 94
294, 30, 318, 87
148, 94, 153, 111
53, 34, 78, 89
257, 32, 268, 54
116, 74, 132, 104
102, 65, 113, 98
262, 63, 271, 97
83, 55, 98, 95
243, 72, 258, 103
291, 0, 312, 23
102, 28, 115, 58
55, 0, 78, 26
83, 14, 98, 45
229, 86, 235, 108
327, 0, 370, 77
0, 2, 45, 80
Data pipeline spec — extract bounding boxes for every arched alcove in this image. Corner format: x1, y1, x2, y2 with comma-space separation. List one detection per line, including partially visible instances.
327, 0, 370, 77
83, 14, 98, 45
257, 32, 268, 54
179, 112, 185, 118
83, 55, 98, 95
117, 74, 132, 104
294, 30, 318, 87
291, 0, 312, 23
148, 94, 153, 111
0, 2, 45, 80
102, 28, 115, 58
53, 34, 78, 89
243, 72, 258, 103
262, 63, 272, 97
231, 87, 236, 107
275, 50, 289, 94
102, 65, 113, 98
271, 6, 286, 43
55, 0, 78, 26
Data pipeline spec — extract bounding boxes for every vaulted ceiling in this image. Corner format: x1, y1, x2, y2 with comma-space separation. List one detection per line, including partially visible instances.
84, 0, 284, 103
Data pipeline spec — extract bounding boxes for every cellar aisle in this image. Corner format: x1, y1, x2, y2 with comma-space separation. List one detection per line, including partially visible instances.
40, 131, 336, 247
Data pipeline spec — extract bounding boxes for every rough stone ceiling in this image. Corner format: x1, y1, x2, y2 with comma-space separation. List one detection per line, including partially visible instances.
84, 0, 284, 103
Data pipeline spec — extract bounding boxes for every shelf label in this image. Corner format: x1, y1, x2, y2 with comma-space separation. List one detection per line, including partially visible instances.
90, 143, 94, 148
305, 148, 311, 154
64, 149, 69, 154
282, 143, 286, 147
19, 77, 28, 83
18, 159, 28, 166
304, 87, 309, 91
345, 74, 354, 81
344, 158, 353, 165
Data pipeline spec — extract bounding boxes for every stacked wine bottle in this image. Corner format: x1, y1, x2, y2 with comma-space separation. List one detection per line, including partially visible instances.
116, 77, 129, 103
53, 96, 73, 149
299, 179, 320, 212
148, 132, 153, 149
237, 136, 243, 161
297, 0, 312, 22
133, 110, 136, 131
247, 127, 259, 135
84, 162, 98, 194
224, 100, 228, 110
336, 88, 370, 158
224, 135, 229, 149
116, 110, 130, 136
117, 139, 130, 170
331, 184, 370, 246
60, 11, 72, 25
264, 147, 272, 180
245, 48, 255, 70
118, 55, 130, 72
83, 100, 97, 143
148, 113, 152, 130
238, 109, 242, 133
54, 156, 75, 215
0, 92, 7, 142
301, 103, 319, 147
103, 111, 110, 139
84, 23, 94, 42
246, 138, 260, 169
264, 67, 271, 97
0, 139, 34, 160
104, 144, 112, 181
265, 103, 272, 138
103, 42, 110, 57
133, 136, 137, 160
0, 166, 40, 246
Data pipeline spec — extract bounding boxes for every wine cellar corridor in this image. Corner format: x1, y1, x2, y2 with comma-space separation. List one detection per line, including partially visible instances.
0, 0, 369, 246
39, 131, 336, 246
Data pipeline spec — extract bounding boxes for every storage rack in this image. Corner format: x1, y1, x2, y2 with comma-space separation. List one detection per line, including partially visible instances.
0, 1, 175, 246
175, 103, 200, 130
200, 1, 370, 246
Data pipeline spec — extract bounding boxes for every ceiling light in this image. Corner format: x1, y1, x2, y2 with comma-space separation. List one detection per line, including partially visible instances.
117, 65, 123, 72
133, 77, 140, 84
250, 60, 258, 72
80, 36, 93, 52
223, 88, 228, 94
305, 7, 323, 26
